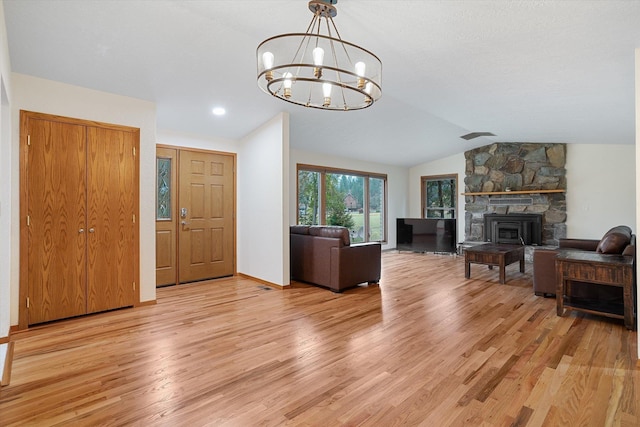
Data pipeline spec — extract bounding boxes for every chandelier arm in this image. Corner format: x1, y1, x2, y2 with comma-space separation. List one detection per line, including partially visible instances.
324, 16, 348, 109
328, 15, 354, 68
304, 9, 318, 34
287, 14, 320, 81
314, 11, 322, 48
302, 11, 323, 106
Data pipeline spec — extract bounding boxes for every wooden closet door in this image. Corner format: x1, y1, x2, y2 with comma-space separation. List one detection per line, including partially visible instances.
86, 127, 136, 312
27, 119, 87, 324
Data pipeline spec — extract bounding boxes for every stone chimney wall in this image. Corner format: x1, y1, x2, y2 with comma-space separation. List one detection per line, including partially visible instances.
464, 143, 567, 245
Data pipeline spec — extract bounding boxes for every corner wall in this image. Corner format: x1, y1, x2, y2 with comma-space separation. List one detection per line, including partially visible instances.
0, 0, 13, 383
10, 74, 158, 326
238, 113, 290, 286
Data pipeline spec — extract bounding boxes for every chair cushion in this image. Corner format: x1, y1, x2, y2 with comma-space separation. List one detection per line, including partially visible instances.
309, 226, 350, 246
596, 226, 632, 254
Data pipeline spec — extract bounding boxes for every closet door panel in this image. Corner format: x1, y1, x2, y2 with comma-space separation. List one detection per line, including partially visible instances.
86, 127, 136, 312
27, 119, 87, 324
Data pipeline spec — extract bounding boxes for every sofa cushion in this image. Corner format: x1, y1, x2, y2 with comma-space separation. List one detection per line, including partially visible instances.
309, 226, 350, 246
596, 226, 632, 254
603, 225, 632, 237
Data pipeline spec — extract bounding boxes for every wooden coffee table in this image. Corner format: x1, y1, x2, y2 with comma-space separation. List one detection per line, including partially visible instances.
464, 243, 525, 284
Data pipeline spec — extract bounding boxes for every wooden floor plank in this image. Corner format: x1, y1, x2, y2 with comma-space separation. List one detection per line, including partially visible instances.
0, 251, 637, 426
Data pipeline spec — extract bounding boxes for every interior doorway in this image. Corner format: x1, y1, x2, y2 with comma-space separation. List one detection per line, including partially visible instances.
155, 146, 236, 286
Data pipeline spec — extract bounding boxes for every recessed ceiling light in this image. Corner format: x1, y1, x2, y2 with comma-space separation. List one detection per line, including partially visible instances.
212, 107, 226, 116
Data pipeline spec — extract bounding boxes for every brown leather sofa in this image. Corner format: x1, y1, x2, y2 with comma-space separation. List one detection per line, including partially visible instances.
533, 225, 636, 296
290, 225, 381, 292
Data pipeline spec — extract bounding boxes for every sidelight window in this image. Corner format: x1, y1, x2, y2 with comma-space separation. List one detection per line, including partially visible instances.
156, 157, 172, 220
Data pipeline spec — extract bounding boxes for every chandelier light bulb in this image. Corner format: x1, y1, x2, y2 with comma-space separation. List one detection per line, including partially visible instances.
312, 47, 324, 66
313, 47, 324, 78
283, 72, 293, 98
262, 52, 275, 81
322, 82, 332, 107
355, 61, 366, 89
364, 82, 373, 104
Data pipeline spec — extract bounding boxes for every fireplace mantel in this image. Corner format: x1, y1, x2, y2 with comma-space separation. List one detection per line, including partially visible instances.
461, 189, 565, 196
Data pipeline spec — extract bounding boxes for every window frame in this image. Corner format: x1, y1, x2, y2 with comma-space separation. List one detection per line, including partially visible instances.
421, 174, 458, 219
296, 163, 388, 243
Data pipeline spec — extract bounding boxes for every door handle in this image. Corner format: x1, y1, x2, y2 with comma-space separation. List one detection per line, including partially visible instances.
181, 221, 189, 226
79, 228, 85, 234
89, 228, 95, 233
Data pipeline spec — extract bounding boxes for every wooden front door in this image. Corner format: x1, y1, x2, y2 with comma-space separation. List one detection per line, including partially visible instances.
178, 150, 235, 283
26, 118, 88, 324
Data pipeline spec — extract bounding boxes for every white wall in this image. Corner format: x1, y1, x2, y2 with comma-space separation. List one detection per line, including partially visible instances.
10, 74, 157, 327
157, 129, 238, 153
238, 113, 290, 286
0, 0, 13, 382
408, 152, 466, 244
566, 144, 636, 238
289, 148, 409, 250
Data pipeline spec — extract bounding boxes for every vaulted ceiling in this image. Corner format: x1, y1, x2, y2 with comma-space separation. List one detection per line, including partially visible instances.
4, 0, 640, 166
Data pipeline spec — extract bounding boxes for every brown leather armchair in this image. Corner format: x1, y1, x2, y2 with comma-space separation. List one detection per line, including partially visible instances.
533, 225, 635, 296
290, 225, 381, 292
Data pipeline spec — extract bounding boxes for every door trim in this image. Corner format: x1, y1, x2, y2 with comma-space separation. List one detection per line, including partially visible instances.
19, 110, 140, 330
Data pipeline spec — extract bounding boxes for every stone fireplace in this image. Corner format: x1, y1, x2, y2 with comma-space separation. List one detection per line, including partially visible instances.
464, 143, 567, 246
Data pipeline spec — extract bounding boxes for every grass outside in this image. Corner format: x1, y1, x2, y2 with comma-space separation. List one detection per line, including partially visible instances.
348, 212, 383, 242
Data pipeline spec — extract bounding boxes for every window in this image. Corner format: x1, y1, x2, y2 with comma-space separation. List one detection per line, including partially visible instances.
297, 165, 387, 243
421, 174, 457, 219
156, 157, 172, 220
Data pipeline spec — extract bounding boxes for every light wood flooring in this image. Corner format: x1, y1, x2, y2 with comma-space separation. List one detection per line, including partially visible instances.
1, 251, 638, 426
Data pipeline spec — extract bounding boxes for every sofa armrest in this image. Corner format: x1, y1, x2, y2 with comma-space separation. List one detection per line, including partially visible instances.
533, 249, 559, 296
329, 242, 381, 292
559, 238, 600, 251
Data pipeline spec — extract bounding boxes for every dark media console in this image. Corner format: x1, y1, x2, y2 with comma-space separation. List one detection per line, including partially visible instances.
396, 218, 457, 254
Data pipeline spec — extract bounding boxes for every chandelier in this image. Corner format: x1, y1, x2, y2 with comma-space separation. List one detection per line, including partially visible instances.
256, 0, 382, 111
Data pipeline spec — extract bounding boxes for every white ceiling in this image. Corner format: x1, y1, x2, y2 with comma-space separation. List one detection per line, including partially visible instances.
4, 0, 640, 167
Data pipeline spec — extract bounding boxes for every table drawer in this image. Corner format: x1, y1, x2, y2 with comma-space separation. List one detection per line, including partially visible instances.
563, 262, 628, 285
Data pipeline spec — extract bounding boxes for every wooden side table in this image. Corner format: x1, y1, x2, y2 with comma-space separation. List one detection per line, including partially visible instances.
464, 243, 525, 284
555, 251, 635, 330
